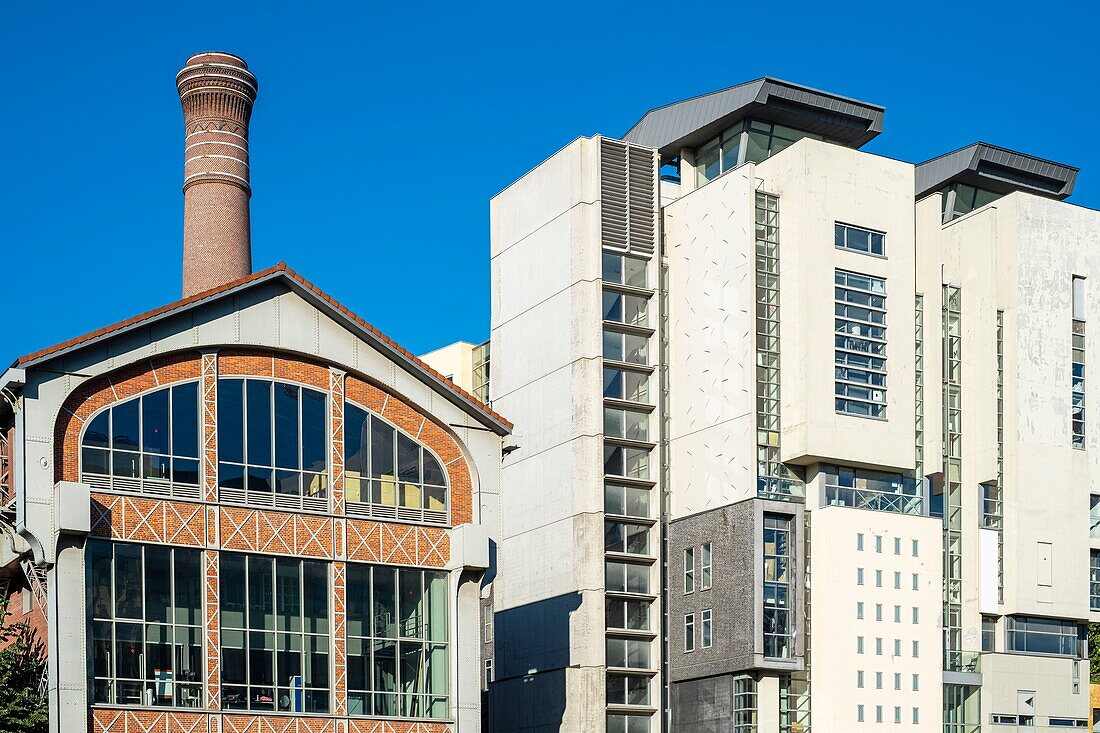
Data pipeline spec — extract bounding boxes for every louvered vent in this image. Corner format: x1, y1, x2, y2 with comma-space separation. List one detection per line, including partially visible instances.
600, 138, 658, 255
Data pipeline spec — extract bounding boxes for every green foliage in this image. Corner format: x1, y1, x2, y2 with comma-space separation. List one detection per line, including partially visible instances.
1090, 622, 1100, 683
0, 595, 48, 733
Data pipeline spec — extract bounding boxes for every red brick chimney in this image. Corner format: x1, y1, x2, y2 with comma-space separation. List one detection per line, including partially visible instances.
176, 52, 258, 297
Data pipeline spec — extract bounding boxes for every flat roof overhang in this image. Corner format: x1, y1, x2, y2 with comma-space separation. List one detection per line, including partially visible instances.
915, 142, 1078, 200
622, 77, 885, 161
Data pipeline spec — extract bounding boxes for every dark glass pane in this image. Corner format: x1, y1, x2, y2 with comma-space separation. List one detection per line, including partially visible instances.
82, 447, 109, 476
370, 417, 395, 479
219, 463, 245, 491
218, 378, 244, 464
397, 434, 420, 483
84, 411, 110, 448
220, 554, 247, 629
301, 388, 326, 473
373, 639, 398, 696
604, 368, 622, 399
171, 382, 199, 458
145, 624, 173, 697
142, 454, 171, 480
247, 466, 274, 493
347, 637, 367, 689
400, 641, 426, 697
373, 566, 397, 638
87, 541, 113, 620
221, 629, 246, 684
275, 632, 302, 685
423, 452, 445, 487
115, 622, 143, 680
274, 384, 300, 470
399, 569, 424, 638
113, 399, 140, 450
249, 630, 275, 686
174, 548, 202, 626
345, 405, 368, 478
424, 572, 447, 642
142, 389, 170, 455
144, 545, 172, 623
603, 252, 623, 283
307, 634, 329, 688
173, 458, 199, 485
274, 470, 300, 496
175, 625, 202, 685
276, 559, 302, 633
92, 620, 112, 677
346, 564, 370, 637
246, 380, 272, 467
303, 561, 329, 634
114, 544, 143, 619
306, 687, 329, 713
248, 556, 275, 630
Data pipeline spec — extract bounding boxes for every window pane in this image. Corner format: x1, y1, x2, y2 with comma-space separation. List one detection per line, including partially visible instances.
142, 389, 170, 455
397, 433, 420, 483
276, 559, 302, 633
115, 622, 144, 680
374, 567, 398, 638
218, 379, 245, 464
603, 252, 623, 284
87, 541, 113, 619
346, 565, 370, 638
84, 411, 110, 449
370, 417, 395, 479
301, 388, 326, 473
248, 557, 275, 631
114, 544, 143, 619
174, 549, 202, 626
246, 380, 272, 467
113, 399, 140, 451
425, 572, 448, 642
303, 561, 329, 635
144, 545, 172, 623
221, 553, 247, 629
172, 382, 199, 458
274, 384, 300, 470
400, 569, 424, 639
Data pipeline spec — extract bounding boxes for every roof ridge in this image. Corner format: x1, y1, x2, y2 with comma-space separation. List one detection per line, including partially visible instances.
13, 263, 512, 432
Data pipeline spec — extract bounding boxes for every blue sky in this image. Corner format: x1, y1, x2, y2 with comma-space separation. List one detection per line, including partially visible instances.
1, 1, 1096, 360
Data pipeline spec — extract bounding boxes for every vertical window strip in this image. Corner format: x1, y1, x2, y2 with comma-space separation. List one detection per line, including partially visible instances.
1073, 318, 1086, 449
914, 294, 925, 476
942, 285, 964, 673
763, 514, 792, 659
995, 311, 1005, 604
732, 675, 757, 733
834, 269, 887, 418
1091, 551, 1100, 612
755, 192, 802, 500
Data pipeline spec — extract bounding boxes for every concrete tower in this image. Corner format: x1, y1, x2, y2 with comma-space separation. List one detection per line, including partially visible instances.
176, 52, 258, 296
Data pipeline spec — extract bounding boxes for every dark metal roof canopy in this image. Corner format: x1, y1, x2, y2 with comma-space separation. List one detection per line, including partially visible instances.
915, 142, 1078, 200
622, 77, 885, 161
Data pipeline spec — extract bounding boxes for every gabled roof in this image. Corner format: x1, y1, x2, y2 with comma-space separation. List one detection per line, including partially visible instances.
915, 142, 1078, 200
622, 77, 884, 159
14, 263, 512, 435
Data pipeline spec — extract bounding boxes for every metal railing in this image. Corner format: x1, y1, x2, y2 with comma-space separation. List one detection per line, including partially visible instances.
824, 485, 923, 515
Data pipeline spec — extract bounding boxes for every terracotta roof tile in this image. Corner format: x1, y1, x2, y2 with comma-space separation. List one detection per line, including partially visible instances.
14, 263, 512, 432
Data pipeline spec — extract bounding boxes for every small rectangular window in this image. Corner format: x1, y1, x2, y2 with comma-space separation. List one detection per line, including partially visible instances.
912, 640, 919, 657
894, 571, 901, 589
912, 539, 919, 557
893, 605, 901, 623
700, 543, 712, 590
857, 636, 864, 654
874, 535, 882, 553
875, 569, 882, 587
912, 673, 919, 691
894, 638, 901, 656
894, 537, 901, 555
857, 705, 864, 722
857, 533, 864, 551
684, 614, 695, 653
835, 223, 886, 257
875, 603, 882, 621
894, 672, 901, 690
701, 609, 712, 648
684, 548, 695, 594
1074, 275, 1086, 321
912, 572, 919, 591
857, 670, 864, 688
912, 607, 919, 624
875, 671, 882, 689
875, 637, 882, 655
913, 707, 919, 724
857, 568, 864, 585
856, 601, 864, 620
876, 705, 883, 724
894, 706, 901, 724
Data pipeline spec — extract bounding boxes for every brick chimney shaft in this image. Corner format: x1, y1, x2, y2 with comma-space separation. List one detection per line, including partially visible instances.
177, 52, 258, 296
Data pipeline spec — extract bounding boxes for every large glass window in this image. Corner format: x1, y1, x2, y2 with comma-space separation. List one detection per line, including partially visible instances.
603, 291, 649, 328
604, 445, 650, 480
346, 564, 448, 719
220, 554, 330, 712
602, 252, 648, 290
835, 223, 885, 257
604, 521, 650, 556
939, 182, 1001, 222
606, 561, 650, 595
604, 330, 649, 366
606, 673, 649, 706
604, 367, 650, 404
835, 269, 888, 418
1091, 495, 1100, 539
604, 483, 651, 519
605, 598, 650, 631
608, 713, 650, 733
87, 541, 203, 708
1005, 616, 1085, 657
217, 378, 328, 511
763, 514, 792, 659
81, 382, 201, 498
1091, 552, 1100, 612
606, 637, 651, 669
822, 465, 921, 515
344, 403, 449, 524
604, 407, 649, 442
1073, 317, 1086, 449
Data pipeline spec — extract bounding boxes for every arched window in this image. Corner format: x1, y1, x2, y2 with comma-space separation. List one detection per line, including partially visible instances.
80, 382, 201, 499
216, 378, 329, 512
344, 402, 449, 525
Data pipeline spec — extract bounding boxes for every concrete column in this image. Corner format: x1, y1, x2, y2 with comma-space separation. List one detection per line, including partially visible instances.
757, 674, 781, 732
48, 536, 88, 733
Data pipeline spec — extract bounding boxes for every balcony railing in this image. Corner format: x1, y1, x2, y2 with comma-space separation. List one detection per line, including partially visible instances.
943, 650, 982, 674
824, 485, 923, 515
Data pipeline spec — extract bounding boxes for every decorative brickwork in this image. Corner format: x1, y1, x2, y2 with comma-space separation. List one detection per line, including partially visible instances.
90, 494, 205, 546
345, 520, 449, 568
204, 550, 220, 710
332, 561, 347, 716
202, 352, 219, 503
89, 709, 452, 733
330, 369, 346, 515
219, 506, 332, 557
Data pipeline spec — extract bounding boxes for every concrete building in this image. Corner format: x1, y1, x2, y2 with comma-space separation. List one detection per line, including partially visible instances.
0, 52, 510, 733
466, 77, 1098, 731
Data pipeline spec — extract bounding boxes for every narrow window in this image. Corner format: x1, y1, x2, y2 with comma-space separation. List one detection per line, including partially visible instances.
835, 269, 888, 418
875, 671, 882, 689
857, 636, 864, 654
857, 567, 864, 585
912, 640, 919, 657
857, 705, 864, 722
894, 706, 902, 724
894, 571, 901, 589
701, 543, 712, 590
875, 569, 882, 587
913, 708, 920, 724
875, 637, 882, 655
701, 609, 712, 648
1090, 551, 1100, 611
857, 670, 864, 688
684, 548, 695, 594
912, 572, 919, 590
874, 535, 882, 553
856, 601, 864, 620
684, 614, 695, 652
912, 673, 919, 691
894, 537, 901, 555
1073, 276, 1086, 449
857, 532, 864, 551
912, 539, 919, 557
484, 659, 494, 686
893, 605, 901, 623
875, 603, 882, 621
894, 672, 901, 690
894, 638, 901, 656
913, 607, 919, 624
876, 705, 883, 723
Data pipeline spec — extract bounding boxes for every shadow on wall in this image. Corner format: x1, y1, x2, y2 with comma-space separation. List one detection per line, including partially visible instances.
489, 592, 582, 733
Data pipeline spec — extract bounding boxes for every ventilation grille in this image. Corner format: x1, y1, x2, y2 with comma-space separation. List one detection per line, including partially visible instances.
600, 138, 658, 255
